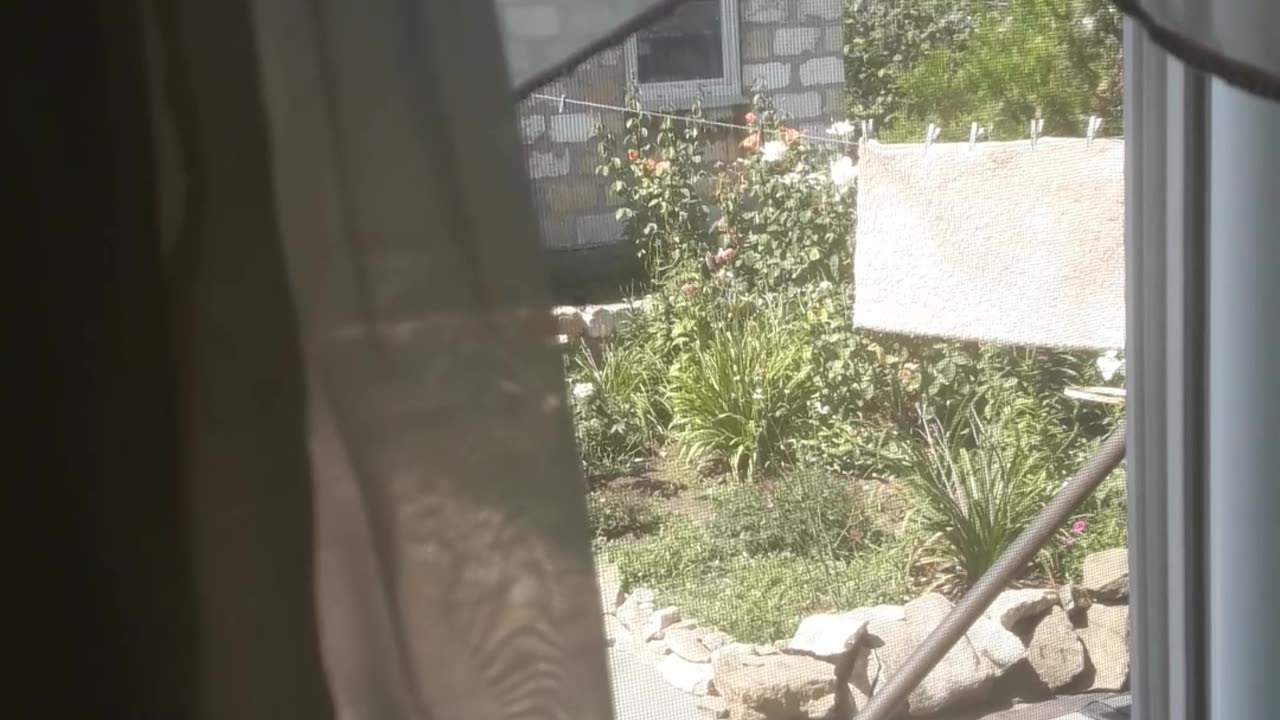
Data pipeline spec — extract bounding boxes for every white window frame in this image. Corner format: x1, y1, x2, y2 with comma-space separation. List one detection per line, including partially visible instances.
623, 0, 743, 110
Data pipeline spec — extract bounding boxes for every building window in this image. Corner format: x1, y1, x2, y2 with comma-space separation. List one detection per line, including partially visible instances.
625, 0, 742, 109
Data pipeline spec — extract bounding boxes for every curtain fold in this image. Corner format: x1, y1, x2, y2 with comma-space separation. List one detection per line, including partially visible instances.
1113, 0, 1280, 99
248, 0, 613, 718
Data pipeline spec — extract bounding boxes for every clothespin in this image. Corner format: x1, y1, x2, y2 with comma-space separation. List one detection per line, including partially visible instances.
969, 122, 979, 149
1086, 116, 1102, 146
558, 94, 568, 113
1030, 117, 1045, 149
924, 123, 935, 152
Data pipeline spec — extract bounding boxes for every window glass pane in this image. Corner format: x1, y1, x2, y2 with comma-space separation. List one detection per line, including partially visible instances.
636, 0, 724, 84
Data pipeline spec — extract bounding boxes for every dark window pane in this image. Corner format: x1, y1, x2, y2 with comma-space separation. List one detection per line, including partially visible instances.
636, 0, 724, 83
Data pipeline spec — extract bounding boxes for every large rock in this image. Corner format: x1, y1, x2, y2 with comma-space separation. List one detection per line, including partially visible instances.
702, 630, 733, 652
697, 695, 730, 720
667, 627, 715, 663
966, 615, 1027, 672
1057, 584, 1093, 615
603, 614, 630, 648
659, 653, 716, 694
617, 588, 657, 631
642, 606, 682, 641
789, 613, 870, 658
864, 595, 995, 717
1076, 604, 1130, 691
1026, 606, 1086, 689
844, 645, 881, 714
1083, 548, 1130, 600
845, 604, 907, 623
712, 652, 836, 720
984, 589, 1059, 630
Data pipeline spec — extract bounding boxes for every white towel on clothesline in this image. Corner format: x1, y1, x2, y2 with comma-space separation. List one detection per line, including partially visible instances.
852, 137, 1125, 351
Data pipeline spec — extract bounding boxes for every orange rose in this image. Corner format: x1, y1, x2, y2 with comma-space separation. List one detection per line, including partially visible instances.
740, 133, 760, 151
783, 127, 805, 145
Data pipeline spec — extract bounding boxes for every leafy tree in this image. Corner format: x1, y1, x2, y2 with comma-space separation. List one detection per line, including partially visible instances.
846, 0, 1123, 141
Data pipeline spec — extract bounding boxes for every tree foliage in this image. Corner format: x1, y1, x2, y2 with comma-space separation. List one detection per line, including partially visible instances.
845, 0, 1123, 141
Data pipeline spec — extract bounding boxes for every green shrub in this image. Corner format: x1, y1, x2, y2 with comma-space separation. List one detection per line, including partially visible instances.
568, 332, 669, 479
1040, 464, 1128, 583
900, 396, 1059, 590
596, 94, 713, 284
587, 491, 668, 541
602, 516, 917, 644
605, 518, 729, 590
666, 300, 817, 480
712, 96, 855, 295
708, 470, 879, 559
655, 548, 915, 644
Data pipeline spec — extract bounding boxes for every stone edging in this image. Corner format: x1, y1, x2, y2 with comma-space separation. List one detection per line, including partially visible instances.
552, 300, 646, 343
596, 547, 1130, 719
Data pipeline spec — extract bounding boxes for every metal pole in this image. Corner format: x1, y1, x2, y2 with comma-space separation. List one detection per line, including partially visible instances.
857, 420, 1128, 720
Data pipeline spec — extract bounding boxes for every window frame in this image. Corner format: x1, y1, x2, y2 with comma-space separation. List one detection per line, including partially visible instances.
623, 0, 743, 110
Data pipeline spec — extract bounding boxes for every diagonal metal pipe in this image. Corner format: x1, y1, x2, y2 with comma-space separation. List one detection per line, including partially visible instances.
857, 419, 1128, 720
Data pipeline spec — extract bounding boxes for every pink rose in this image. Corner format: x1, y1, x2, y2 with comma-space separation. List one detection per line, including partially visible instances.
716, 246, 737, 265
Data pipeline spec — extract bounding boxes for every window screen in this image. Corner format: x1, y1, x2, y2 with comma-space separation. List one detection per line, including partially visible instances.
510, 1, 1131, 719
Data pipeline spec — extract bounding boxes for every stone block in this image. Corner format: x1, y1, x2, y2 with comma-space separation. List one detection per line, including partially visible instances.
823, 87, 846, 114
1083, 548, 1130, 600
536, 213, 571, 249
543, 182, 600, 215
659, 653, 715, 694
574, 148, 603, 177
741, 62, 791, 92
519, 114, 546, 144
576, 212, 624, 246
774, 91, 822, 119
901, 593, 996, 715
1027, 606, 1086, 690
774, 27, 819, 56
1076, 604, 1130, 692
823, 25, 844, 53
527, 149, 570, 178
548, 112, 596, 143
799, 0, 842, 21
741, 27, 773, 62
985, 588, 1059, 630
788, 613, 869, 658
743, 0, 787, 23
800, 56, 843, 86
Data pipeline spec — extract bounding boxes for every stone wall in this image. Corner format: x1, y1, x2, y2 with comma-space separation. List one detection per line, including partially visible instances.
516, 0, 846, 250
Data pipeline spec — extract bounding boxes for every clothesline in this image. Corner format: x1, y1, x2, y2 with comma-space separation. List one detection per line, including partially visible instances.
524, 92, 859, 148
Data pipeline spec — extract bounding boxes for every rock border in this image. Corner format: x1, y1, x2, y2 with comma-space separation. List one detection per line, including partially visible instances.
598, 548, 1130, 719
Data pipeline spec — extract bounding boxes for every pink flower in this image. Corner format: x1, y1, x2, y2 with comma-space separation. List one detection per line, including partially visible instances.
681, 283, 700, 298
745, 111, 758, 125
715, 246, 737, 265
627, 150, 639, 161
1072, 519, 1087, 535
